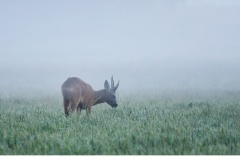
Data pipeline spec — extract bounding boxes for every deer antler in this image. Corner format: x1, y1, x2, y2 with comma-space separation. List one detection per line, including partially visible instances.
112, 80, 119, 92
111, 76, 119, 92
111, 76, 114, 88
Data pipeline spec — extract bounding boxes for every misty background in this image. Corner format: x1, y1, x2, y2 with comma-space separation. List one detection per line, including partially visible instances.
0, 0, 240, 95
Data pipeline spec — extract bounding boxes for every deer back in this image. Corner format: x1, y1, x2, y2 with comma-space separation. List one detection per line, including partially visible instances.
61, 77, 95, 107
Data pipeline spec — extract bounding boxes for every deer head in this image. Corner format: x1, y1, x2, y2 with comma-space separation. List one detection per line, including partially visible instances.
104, 76, 119, 108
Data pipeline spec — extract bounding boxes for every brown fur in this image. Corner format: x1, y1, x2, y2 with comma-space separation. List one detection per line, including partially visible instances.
61, 77, 119, 116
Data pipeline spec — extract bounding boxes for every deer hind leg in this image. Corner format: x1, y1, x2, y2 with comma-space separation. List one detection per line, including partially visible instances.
63, 98, 70, 116
70, 100, 78, 114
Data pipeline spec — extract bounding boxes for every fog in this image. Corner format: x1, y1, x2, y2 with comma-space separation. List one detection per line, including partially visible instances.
1, 0, 240, 95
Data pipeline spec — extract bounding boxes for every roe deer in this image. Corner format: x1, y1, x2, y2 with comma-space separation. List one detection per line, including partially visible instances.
61, 76, 119, 116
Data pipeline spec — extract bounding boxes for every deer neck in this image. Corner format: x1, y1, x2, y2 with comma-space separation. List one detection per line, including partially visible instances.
93, 89, 106, 106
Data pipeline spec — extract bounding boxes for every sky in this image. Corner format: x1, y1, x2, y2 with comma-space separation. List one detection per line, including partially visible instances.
0, 0, 240, 94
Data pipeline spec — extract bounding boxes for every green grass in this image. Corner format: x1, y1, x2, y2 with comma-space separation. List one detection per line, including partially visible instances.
0, 91, 240, 155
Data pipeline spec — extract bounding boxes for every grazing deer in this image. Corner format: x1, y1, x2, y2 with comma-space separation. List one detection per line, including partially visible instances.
61, 76, 119, 116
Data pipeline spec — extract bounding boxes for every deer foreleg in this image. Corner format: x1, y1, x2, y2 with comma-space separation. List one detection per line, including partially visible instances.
86, 106, 92, 116
77, 103, 83, 116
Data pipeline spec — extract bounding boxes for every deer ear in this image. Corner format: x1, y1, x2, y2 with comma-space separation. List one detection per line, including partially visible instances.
104, 80, 110, 90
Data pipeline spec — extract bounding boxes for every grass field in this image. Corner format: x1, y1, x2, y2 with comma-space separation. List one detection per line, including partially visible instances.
0, 90, 240, 155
